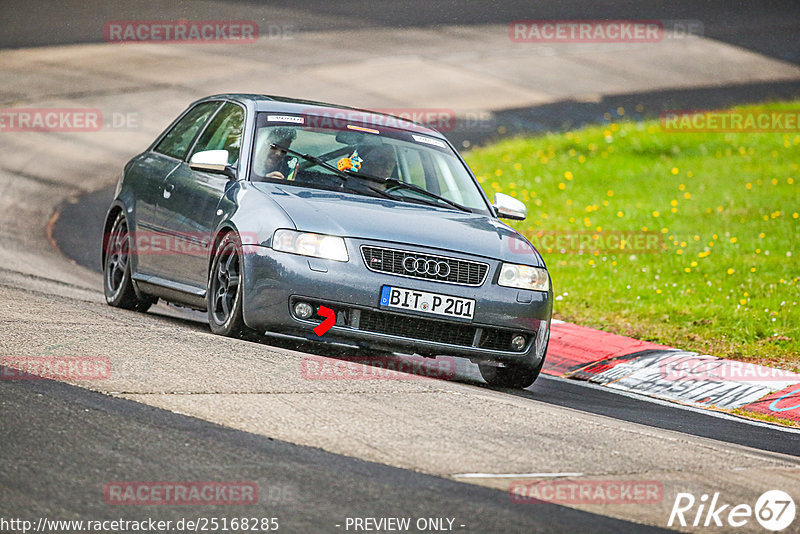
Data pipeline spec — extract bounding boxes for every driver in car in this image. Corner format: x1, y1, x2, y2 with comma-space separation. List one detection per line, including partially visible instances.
253, 127, 297, 181
359, 144, 397, 180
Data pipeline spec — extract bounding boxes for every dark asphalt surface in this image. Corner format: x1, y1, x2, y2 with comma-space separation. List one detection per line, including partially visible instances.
0, 370, 673, 533
2, 1, 799, 66
52, 185, 800, 457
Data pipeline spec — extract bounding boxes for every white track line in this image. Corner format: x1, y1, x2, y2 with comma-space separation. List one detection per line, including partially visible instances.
453, 472, 583, 479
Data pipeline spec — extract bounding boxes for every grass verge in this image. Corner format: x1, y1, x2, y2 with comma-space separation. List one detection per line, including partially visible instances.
464, 101, 799, 371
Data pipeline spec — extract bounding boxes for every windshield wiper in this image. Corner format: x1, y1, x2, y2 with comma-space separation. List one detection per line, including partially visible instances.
271, 144, 471, 212
382, 178, 472, 213
346, 169, 472, 213
270, 144, 396, 200
270, 144, 354, 183
344, 168, 472, 212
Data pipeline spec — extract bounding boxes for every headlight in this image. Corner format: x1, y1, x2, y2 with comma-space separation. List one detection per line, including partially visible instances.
272, 229, 349, 262
498, 263, 549, 291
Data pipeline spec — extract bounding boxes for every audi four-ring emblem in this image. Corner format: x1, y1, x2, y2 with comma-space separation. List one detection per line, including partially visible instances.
402, 256, 451, 277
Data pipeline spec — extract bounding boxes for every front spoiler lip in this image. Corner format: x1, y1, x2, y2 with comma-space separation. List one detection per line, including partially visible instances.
294, 319, 532, 356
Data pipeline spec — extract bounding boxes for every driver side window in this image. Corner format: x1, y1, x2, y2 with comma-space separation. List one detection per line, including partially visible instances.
154, 101, 220, 160
190, 102, 245, 165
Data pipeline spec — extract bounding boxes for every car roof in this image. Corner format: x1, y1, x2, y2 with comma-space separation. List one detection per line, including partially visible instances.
203, 93, 447, 139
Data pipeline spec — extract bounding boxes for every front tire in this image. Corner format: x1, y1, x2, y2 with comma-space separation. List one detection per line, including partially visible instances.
479, 357, 544, 389
207, 232, 248, 338
103, 212, 154, 312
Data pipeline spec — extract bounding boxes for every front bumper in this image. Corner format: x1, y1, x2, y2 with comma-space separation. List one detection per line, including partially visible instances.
241, 239, 552, 369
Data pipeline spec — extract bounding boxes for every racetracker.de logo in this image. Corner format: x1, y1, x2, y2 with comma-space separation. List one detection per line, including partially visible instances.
103, 231, 261, 257
0, 108, 101, 132
104, 20, 260, 44
509, 479, 663, 504
661, 110, 800, 133
300, 355, 457, 381
104, 482, 258, 505
658, 354, 800, 383
512, 230, 665, 255
1, 357, 112, 381
510, 20, 663, 42
298, 109, 436, 134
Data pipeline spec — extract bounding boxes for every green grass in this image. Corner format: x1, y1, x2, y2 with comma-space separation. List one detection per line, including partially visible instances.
464, 101, 800, 371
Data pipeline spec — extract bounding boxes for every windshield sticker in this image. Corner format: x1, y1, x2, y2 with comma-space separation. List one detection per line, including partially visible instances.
267, 115, 304, 124
411, 134, 446, 148
347, 124, 380, 135
337, 150, 363, 173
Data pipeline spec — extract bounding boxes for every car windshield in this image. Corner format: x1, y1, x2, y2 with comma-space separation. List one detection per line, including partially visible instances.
249, 113, 490, 214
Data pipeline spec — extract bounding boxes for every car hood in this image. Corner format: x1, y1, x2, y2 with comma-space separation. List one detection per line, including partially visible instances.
251, 183, 544, 266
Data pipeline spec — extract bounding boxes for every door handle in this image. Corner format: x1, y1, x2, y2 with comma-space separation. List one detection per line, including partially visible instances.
163, 183, 175, 199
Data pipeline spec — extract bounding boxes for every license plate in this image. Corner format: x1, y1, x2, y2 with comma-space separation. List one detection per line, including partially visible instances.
380, 286, 475, 320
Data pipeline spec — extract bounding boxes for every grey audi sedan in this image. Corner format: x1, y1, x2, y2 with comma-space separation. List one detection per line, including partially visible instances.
103, 94, 552, 388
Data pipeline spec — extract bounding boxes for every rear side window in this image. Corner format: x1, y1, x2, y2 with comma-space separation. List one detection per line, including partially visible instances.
189, 102, 245, 165
154, 101, 220, 160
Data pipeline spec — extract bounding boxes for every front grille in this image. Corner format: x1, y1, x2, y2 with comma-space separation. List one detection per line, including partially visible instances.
359, 310, 476, 347
357, 309, 531, 351
361, 246, 489, 286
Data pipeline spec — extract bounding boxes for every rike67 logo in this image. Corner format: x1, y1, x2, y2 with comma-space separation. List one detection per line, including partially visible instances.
669, 490, 796, 531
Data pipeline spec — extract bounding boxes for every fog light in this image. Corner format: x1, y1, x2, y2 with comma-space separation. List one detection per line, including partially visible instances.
294, 301, 314, 319
510, 335, 527, 351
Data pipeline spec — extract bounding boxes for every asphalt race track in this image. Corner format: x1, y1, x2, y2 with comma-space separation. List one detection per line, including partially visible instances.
2, 374, 674, 533
54, 184, 800, 457
2, 2, 800, 533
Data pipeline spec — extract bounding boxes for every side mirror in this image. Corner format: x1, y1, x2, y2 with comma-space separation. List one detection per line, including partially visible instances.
189, 150, 236, 179
493, 192, 527, 220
